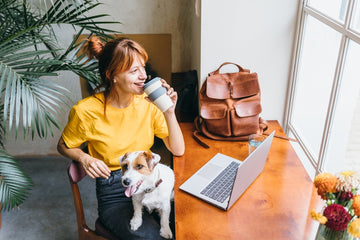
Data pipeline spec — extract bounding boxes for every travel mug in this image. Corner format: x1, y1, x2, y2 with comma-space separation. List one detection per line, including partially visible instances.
143, 77, 174, 112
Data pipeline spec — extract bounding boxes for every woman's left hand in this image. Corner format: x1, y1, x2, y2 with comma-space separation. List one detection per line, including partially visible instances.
161, 79, 177, 114
159, 79, 185, 156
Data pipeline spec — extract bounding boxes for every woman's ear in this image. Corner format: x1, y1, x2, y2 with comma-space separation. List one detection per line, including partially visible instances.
105, 70, 113, 84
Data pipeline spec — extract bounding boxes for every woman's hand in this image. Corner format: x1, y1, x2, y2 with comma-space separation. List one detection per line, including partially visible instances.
78, 154, 111, 179
161, 79, 177, 115
158, 80, 185, 156
143, 79, 184, 156
57, 137, 110, 179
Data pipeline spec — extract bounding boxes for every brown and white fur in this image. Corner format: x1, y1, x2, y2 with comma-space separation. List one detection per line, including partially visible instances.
119, 151, 174, 239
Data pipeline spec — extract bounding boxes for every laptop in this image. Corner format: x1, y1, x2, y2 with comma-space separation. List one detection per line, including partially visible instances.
179, 131, 275, 210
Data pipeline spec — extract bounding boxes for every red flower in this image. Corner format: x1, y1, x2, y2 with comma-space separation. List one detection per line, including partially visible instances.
339, 191, 353, 201
323, 204, 351, 231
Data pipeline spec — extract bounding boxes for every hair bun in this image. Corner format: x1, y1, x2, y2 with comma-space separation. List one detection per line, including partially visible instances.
86, 36, 104, 59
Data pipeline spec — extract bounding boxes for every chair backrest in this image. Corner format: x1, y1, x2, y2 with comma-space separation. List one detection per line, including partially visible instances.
69, 160, 86, 183
67, 160, 112, 240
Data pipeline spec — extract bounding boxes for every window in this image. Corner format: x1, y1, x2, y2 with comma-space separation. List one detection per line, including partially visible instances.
284, 0, 360, 178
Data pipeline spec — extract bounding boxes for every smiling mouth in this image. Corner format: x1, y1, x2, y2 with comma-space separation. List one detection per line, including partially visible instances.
124, 179, 144, 197
134, 82, 144, 88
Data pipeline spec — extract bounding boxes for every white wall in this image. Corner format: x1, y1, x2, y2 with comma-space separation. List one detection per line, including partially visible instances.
200, 0, 299, 125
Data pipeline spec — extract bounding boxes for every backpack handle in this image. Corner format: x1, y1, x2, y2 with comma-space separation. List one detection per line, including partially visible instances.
209, 62, 249, 76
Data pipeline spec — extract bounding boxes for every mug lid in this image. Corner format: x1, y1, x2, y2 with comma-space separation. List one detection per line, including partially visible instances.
143, 77, 161, 90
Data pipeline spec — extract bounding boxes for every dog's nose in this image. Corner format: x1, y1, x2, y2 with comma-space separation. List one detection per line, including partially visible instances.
122, 178, 131, 186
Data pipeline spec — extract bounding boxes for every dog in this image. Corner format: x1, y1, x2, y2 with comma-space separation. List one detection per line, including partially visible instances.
119, 151, 174, 239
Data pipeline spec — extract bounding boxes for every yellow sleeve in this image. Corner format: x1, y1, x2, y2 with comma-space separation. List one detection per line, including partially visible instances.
61, 106, 88, 148
153, 107, 169, 139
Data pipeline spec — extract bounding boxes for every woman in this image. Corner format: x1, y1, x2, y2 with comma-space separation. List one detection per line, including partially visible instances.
57, 36, 185, 239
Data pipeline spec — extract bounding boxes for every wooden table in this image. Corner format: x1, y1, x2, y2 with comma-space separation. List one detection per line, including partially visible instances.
173, 121, 322, 240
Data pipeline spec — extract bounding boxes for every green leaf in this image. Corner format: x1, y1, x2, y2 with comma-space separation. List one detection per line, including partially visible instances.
0, 0, 120, 212
0, 151, 33, 211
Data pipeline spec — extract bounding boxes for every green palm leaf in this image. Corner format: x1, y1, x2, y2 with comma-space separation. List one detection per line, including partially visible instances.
0, 150, 33, 211
0, 0, 120, 211
0, 57, 70, 138
50, 31, 102, 88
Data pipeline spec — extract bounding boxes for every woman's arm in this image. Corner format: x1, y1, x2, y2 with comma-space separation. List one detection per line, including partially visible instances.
162, 113, 185, 156
161, 79, 185, 156
57, 137, 110, 179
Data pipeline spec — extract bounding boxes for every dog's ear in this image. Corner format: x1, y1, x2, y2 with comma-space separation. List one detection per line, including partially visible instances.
119, 152, 129, 163
119, 153, 130, 173
144, 151, 161, 171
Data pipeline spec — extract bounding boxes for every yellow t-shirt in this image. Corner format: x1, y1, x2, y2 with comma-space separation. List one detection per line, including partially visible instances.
62, 93, 169, 171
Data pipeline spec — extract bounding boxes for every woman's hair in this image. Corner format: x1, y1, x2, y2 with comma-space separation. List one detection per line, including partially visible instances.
85, 36, 148, 116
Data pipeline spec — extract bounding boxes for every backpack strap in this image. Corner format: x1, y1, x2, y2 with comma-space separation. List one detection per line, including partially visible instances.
259, 117, 268, 133
192, 117, 295, 148
193, 116, 210, 149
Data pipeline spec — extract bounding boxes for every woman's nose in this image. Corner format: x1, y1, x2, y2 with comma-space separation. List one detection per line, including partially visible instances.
139, 68, 147, 79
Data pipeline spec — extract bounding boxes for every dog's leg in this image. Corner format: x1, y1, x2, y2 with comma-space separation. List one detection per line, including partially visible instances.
159, 201, 173, 239
130, 197, 143, 231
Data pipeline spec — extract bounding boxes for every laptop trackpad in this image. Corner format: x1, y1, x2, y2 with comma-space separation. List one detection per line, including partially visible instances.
197, 164, 223, 179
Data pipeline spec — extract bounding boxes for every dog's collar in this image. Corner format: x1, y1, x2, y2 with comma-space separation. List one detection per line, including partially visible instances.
144, 168, 163, 193
144, 179, 163, 193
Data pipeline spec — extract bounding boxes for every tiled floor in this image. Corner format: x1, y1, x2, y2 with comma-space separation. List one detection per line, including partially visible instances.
0, 156, 93, 240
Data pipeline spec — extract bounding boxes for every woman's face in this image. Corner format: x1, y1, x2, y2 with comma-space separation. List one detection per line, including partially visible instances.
113, 55, 147, 95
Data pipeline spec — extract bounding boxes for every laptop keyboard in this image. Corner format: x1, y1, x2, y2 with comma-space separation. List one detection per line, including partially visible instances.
200, 161, 240, 203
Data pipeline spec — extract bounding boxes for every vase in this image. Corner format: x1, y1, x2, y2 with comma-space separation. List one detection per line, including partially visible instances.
315, 224, 354, 240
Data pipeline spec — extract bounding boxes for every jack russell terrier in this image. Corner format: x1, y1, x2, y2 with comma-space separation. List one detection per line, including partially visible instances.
120, 151, 174, 239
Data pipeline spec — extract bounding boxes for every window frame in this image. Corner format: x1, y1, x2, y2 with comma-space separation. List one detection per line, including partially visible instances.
284, 0, 360, 177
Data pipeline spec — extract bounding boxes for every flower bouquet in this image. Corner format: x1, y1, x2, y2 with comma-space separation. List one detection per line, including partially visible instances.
311, 171, 360, 240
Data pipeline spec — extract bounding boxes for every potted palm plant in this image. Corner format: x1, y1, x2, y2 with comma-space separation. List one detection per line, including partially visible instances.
0, 0, 120, 212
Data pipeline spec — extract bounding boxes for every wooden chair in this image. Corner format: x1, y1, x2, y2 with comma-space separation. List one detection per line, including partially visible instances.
67, 160, 119, 240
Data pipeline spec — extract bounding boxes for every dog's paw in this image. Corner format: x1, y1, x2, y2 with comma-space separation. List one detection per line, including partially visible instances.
130, 217, 142, 231
146, 208, 153, 214
160, 227, 173, 239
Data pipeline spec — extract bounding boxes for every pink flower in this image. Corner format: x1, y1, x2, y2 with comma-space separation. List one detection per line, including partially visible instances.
323, 204, 351, 231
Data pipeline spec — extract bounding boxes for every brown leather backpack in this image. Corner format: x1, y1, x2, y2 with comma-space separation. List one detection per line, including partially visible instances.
193, 62, 268, 148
